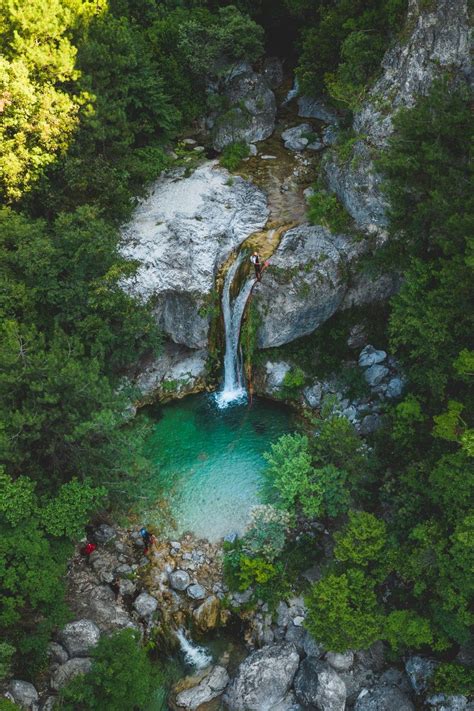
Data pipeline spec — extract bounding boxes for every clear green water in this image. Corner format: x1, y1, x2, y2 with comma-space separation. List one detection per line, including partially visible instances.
141, 394, 294, 542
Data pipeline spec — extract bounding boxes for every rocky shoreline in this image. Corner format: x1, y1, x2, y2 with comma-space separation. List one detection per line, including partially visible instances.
7, 521, 472, 711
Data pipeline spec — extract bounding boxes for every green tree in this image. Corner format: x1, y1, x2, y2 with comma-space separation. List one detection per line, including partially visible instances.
306, 570, 383, 651
59, 629, 155, 710
0, 469, 105, 672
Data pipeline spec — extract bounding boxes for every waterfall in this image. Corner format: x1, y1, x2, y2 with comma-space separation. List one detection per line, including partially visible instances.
283, 76, 300, 105
215, 254, 255, 408
175, 628, 212, 670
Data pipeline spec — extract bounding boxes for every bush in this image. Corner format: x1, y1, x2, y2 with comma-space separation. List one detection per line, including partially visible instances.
282, 367, 306, 392
244, 505, 290, 561
305, 570, 383, 652
308, 191, 352, 232
433, 663, 474, 697
220, 142, 250, 171
59, 629, 156, 711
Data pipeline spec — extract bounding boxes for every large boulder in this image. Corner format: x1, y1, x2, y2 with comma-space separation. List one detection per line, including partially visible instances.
5, 680, 39, 710
225, 643, 300, 711
281, 124, 313, 152
355, 684, 414, 711
134, 343, 208, 403
175, 666, 229, 710
298, 96, 341, 124
294, 658, 346, 711
169, 569, 191, 591
326, 651, 354, 672
405, 655, 438, 694
133, 592, 158, 619
212, 67, 276, 150
50, 658, 92, 691
58, 619, 100, 658
121, 162, 268, 349
254, 225, 355, 348
193, 595, 221, 632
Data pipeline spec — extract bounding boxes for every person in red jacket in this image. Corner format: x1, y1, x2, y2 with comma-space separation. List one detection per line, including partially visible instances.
82, 541, 97, 556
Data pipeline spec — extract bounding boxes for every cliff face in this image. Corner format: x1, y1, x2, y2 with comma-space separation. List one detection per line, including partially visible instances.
323, 0, 472, 234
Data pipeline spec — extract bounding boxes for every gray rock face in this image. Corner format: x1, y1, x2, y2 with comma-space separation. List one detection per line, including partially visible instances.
50, 657, 92, 691
212, 67, 277, 150
323, 140, 388, 232
6, 680, 39, 710
90, 595, 139, 633
58, 619, 100, 658
169, 569, 191, 591
326, 651, 354, 672
48, 642, 69, 665
133, 592, 158, 618
298, 96, 341, 124
255, 225, 356, 348
134, 343, 208, 403
122, 162, 268, 349
355, 685, 414, 711
364, 364, 390, 387
303, 632, 324, 659
304, 382, 323, 409
427, 694, 468, 710
93, 524, 116, 545
359, 345, 387, 368
265, 361, 291, 392
294, 658, 346, 711
281, 124, 313, 152
187, 583, 206, 601
225, 643, 300, 711
405, 655, 438, 694
175, 666, 230, 710
323, 0, 471, 232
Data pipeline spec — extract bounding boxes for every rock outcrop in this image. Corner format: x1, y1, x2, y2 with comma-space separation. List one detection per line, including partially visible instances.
58, 620, 100, 658
294, 658, 347, 711
254, 225, 395, 348
122, 161, 268, 349
5, 680, 39, 710
225, 643, 300, 711
355, 684, 415, 711
210, 63, 277, 150
175, 665, 230, 710
323, 0, 471, 233
133, 343, 209, 404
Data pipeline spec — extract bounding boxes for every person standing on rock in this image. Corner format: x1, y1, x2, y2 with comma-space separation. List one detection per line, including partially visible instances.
250, 252, 262, 281
139, 527, 155, 554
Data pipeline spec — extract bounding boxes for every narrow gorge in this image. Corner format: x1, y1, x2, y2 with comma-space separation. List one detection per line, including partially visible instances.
1, 1, 472, 710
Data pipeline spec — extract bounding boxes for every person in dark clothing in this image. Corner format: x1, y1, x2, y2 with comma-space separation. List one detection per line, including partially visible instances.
140, 527, 156, 554
250, 252, 262, 281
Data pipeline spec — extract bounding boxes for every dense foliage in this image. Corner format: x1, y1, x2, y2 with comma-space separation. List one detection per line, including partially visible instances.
0, 0, 264, 679
58, 629, 159, 710
224, 80, 473, 674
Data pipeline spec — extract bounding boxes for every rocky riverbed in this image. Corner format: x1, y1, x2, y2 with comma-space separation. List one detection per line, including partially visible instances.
8, 522, 472, 711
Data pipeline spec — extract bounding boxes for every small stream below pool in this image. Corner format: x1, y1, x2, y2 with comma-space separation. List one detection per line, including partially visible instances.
139, 394, 295, 542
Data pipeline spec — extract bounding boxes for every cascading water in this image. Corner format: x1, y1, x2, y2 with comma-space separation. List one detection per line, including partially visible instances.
215, 254, 255, 408
283, 76, 300, 105
175, 628, 213, 670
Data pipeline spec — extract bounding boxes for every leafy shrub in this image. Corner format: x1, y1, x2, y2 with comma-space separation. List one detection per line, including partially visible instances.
237, 556, 278, 589
59, 629, 157, 711
244, 505, 290, 561
220, 142, 250, 171
334, 511, 387, 567
433, 663, 474, 697
282, 367, 306, 392
308, 190, 352, 233
306, 570, 383, 652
